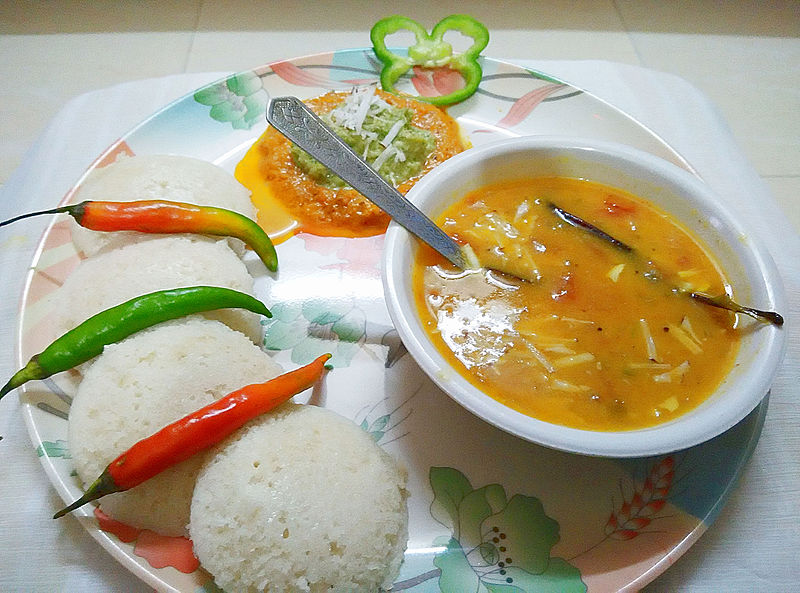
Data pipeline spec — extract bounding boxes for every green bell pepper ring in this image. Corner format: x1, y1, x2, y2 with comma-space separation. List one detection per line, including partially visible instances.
370, 14, 490, 106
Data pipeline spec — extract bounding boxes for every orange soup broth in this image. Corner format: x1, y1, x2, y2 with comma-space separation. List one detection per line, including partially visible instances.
413, 177, 740, 431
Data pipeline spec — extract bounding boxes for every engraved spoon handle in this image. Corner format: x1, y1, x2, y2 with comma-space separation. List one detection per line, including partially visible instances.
266, 96, 466, 269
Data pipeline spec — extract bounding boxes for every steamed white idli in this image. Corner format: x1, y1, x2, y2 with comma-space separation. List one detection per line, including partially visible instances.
190, 404, 409, 593
70, 154, 256, 257
68, 318, 283, 536
54, 235, 263, 342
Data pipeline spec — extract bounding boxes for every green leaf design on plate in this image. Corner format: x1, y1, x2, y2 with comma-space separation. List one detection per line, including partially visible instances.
37, 440, 70, 459
262, 300, 307, 349
302, 298, 351, 325
459, 484, 508, 546
264, 298, 367, 368
331, 308, 366, 343
484, 581, 525, 593
433, 538, 487, 593
263, 316, 307, 351
430, 467, 475, 538
369, 413, 390, 433
477, 541, 501, 566
227, 71, 263, 96
329, 341, 361, 368
270, 301, 303, 322
193, 85, 230, 106
238, 95, 269, 128
194, 70, 268, 130
356, 396, 414, 445
364, 415, 390, 443
485, 494, 559, 574
427, 467, 586, 593
525, 68, 567, 85
209, 101, 240, 122
483, 560, 585, 593
291, 333, 360, 368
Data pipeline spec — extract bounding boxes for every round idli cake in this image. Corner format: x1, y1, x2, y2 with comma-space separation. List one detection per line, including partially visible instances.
67, 318, 283, 536
54, 235, 263, 343
190, 404, 409, 593
70, 154, 256, 257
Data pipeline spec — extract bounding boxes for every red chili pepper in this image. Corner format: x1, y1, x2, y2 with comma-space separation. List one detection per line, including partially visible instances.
53, 354, 331, 519
0, 199, 278, 271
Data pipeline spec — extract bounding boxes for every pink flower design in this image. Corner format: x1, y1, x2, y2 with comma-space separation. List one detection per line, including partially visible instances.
410, 66, 465, 98
604, 456, 675, 540
134, 531, 200, 573
497, 83, 565, 128
270, 60, 352, 90
95, 508, 200, 574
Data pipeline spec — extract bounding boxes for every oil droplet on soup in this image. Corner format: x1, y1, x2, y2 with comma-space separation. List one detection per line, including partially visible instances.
413, 177, 741, 431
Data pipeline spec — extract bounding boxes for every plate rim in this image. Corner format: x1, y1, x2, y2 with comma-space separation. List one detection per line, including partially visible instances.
15, 47, 767, 593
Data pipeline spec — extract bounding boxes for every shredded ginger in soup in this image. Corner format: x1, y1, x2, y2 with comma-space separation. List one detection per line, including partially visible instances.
413, 177, 741, 431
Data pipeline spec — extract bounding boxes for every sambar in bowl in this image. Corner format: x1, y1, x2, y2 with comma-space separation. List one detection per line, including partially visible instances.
382, 137, 786, 457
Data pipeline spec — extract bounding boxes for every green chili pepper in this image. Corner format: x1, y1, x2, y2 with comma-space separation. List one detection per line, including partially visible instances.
370, 14, 490, 106
0, 286, 273, 400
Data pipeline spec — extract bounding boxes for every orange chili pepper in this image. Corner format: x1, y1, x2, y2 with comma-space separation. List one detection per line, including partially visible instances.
0, 199, 278, 271
54, 354, 331, 519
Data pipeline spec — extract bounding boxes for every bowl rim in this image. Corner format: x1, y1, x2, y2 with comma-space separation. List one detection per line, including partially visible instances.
382, 135, 788, 457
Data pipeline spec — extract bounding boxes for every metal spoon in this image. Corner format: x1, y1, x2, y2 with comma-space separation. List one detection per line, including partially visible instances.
266, 96, 467, 269
266, 96, 784, 326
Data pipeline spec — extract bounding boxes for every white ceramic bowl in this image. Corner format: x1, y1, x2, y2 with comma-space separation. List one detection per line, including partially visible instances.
382, 136, 787, 457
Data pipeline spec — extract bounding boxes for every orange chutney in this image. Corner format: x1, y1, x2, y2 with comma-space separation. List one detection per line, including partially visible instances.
235, 89, 467, 241
413, 177, 741, 431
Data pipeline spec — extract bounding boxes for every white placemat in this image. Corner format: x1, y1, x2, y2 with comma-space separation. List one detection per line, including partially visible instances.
0, 61, 797, 593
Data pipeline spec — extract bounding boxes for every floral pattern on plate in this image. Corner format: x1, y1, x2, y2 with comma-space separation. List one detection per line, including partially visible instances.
20, 49, 764, 593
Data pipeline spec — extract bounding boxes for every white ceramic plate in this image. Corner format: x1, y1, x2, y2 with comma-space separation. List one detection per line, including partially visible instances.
18, 49, 768, 593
